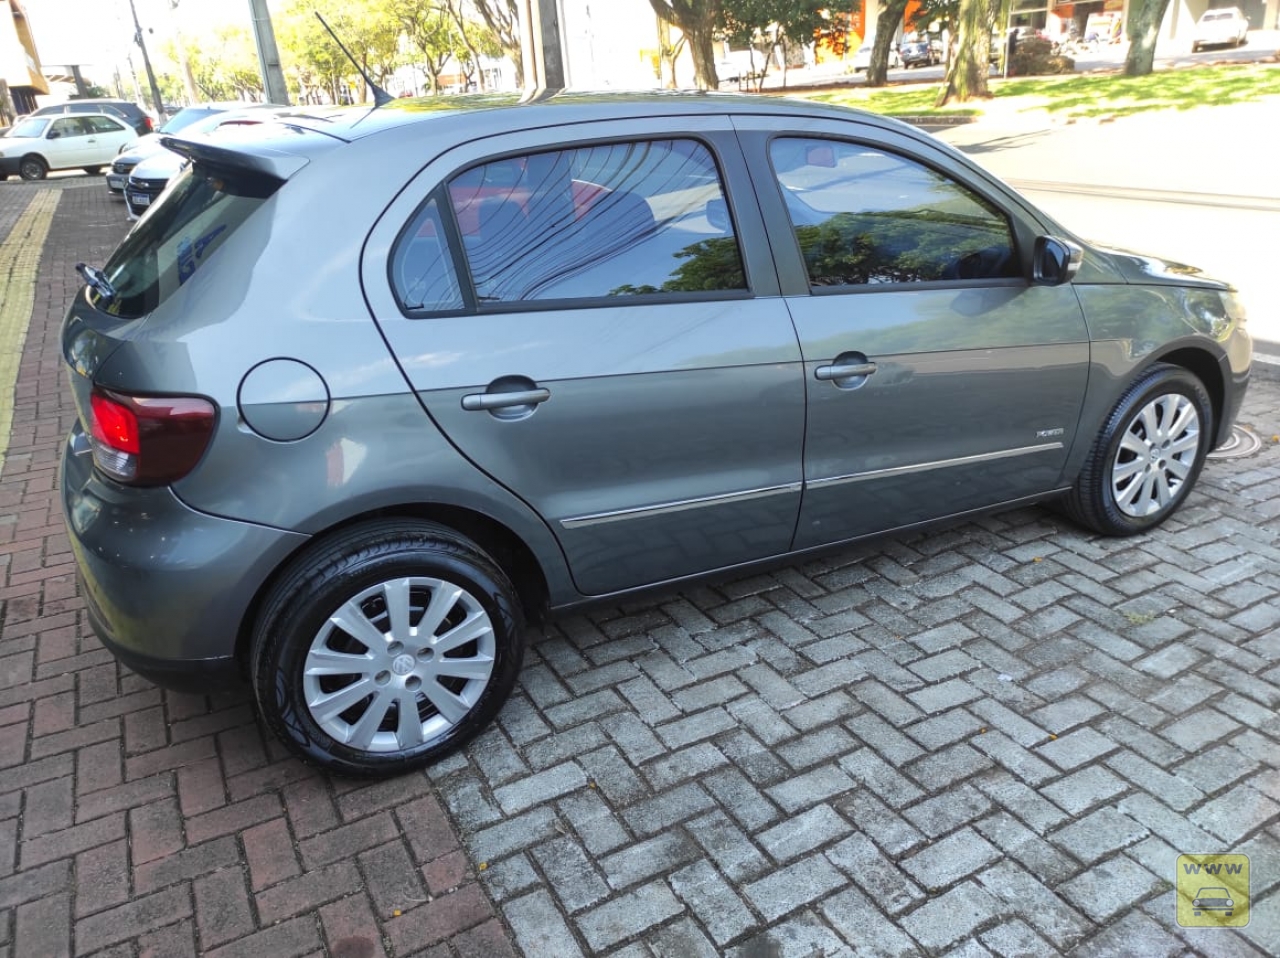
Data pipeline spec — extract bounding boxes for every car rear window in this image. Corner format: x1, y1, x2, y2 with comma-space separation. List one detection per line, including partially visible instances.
91, 164, 280, 319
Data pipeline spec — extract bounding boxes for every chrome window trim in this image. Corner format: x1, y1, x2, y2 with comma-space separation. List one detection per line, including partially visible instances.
806, 442, 1064, 489
561, 482, 803, 529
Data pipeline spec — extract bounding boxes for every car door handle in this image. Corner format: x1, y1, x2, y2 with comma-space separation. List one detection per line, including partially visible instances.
461, 388, 550, 411
815, 361, 877, 381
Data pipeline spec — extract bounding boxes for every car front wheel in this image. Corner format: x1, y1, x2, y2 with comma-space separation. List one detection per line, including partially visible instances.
19, 156, 47, 181
251, 519, 525, 777
1064, 363, 1213, 536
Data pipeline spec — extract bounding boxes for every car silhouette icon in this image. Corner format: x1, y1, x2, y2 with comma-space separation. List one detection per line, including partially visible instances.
1192, 887, 1234, 916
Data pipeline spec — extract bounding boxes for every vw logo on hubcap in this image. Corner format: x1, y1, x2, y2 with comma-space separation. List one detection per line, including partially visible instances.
391, 653, 416, 676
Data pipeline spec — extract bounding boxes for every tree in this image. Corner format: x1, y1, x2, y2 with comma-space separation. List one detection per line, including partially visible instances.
719, 0, 841, 89
865, 0, 912, 87
1124, 0, 1171, 75
936, 0, 995, 105
278, 0, 355, 104
648, 0, 722, 90
182, 26, 264, 100
470, 0, 523, 85
393, 1, 465, 94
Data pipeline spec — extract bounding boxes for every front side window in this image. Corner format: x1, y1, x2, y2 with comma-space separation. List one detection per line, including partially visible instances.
50, 118, 87, 140
446, 138, 746, 304
770, 137, 1018, 288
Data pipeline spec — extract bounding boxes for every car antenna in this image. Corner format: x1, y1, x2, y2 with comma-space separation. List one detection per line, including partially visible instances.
314, 12, 394, 107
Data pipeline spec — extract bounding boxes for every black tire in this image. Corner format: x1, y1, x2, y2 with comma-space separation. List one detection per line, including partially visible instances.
250, 519, 525, 777
1063, 363, 1213, 536
83, 166, 102, 175
19, 156, 47, 181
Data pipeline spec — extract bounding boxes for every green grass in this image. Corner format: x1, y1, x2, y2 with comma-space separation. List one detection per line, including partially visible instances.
798, 62, 1280, 120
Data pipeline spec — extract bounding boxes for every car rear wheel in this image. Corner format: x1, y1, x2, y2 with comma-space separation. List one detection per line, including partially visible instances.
251, 519, 525, 777
1064, 363, 1213, 536
19, 156, 47, 181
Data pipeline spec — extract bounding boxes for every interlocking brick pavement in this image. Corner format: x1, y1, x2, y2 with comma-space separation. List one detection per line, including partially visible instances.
2, 177, 1279, 957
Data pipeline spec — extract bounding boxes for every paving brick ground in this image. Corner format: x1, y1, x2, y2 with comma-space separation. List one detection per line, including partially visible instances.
2, 177, 1279, 957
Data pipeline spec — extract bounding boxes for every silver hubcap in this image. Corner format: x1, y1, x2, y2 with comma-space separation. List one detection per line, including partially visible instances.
1111, 393, 1200, 518
303, 577, 496, 753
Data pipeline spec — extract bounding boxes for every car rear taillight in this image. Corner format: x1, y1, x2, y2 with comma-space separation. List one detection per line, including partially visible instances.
87, 388, 217, 486
143, 116, 155, 132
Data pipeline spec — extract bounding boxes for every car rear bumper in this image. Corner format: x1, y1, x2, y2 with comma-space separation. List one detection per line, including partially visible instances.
61, 425, 309, 690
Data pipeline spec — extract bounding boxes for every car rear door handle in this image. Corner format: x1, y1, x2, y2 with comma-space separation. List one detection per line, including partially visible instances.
461, 388, 550, 411
815, 361, 877, 381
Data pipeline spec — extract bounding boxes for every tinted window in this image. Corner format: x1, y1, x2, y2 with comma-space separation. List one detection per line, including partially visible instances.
390, 196, 465, 314
446, 138, 746, 304
93, 165, 279, 319
770, 137, 1018, 287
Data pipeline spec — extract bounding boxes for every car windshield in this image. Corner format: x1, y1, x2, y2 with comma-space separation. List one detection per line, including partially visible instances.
93, 163, 280, 318
158, 107, 217, 135
8, 117, 49, 138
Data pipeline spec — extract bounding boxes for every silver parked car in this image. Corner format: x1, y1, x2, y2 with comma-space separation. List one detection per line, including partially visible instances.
61, 93, 1251, 777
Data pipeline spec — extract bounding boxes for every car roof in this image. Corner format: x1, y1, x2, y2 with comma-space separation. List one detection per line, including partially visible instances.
275, 89, 900, 144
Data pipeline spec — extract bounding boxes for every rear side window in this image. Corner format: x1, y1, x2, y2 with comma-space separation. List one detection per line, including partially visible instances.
769, 137, 1018, 288
92, 165, 279, 319
86, 116, 125, 134
429, 138, 746, 307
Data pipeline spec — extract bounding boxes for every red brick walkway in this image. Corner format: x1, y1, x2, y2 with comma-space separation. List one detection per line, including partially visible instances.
0, 181, 512, 958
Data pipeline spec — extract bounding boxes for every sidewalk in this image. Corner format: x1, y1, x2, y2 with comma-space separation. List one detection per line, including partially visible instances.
2, 176, 1280, 958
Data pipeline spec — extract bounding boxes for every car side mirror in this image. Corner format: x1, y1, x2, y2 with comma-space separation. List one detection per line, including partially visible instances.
1032, 235, 1083, 286
47, 130, 61, 139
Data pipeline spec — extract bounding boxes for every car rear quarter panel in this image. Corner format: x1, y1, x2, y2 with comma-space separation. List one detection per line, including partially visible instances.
91, 123, 578, 602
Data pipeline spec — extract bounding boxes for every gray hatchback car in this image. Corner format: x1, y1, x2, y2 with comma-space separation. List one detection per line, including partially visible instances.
61, 92, 1251, 777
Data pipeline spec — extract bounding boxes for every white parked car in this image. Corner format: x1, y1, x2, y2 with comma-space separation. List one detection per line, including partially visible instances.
0, 113, 136, 181
1190, 7, 1249, 51
852, 41, 904, 72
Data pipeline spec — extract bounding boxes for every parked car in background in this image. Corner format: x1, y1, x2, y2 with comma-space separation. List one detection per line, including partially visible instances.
109, 103, 286, 196
0, 113, 136, 180
852, 40, 904, 71
899, 36, 939, 67
1190, 7, 1249, 51
29, 98, 154, 137
61, 92, 1250, 777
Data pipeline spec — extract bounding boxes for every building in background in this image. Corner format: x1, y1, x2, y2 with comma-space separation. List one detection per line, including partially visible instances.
0, 0, 47, 119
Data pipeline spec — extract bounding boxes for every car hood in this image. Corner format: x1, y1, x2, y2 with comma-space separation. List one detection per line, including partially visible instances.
0, 135, 40, 151
117, 135, 168, 164
131, 150, 185, 179
1095, 246, 1233, 290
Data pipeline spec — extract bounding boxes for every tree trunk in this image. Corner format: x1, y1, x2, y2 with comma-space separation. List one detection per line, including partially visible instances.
447, 1, 487, 91
866, 0, 911, 87
937, 0, 992, 105
648, 0, 721, 89
1125, 0, 1172, 75
688, 20, 720, 88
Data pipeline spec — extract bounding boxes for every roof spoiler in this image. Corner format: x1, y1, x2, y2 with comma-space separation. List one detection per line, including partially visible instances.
160, 136, 310, 183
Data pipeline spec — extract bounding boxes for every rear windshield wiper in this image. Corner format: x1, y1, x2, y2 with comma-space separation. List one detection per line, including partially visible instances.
76, 262, 117, 304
